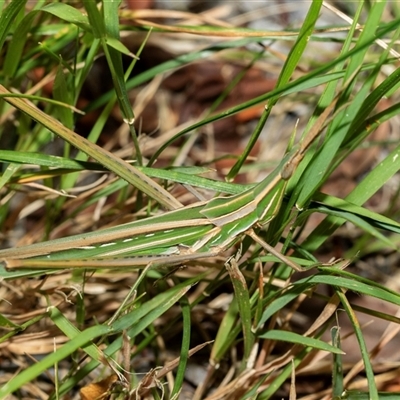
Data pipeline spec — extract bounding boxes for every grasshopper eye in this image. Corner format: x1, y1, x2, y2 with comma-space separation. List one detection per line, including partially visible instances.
281, 150, 301, 180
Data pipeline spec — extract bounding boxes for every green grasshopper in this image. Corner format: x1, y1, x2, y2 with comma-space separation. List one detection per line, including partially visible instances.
0, 94, 337, 272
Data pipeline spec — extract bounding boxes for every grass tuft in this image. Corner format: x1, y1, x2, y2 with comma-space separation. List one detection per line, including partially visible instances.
1, 2, 400, 399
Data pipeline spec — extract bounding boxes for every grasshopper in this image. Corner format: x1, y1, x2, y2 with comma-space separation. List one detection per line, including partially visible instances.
0, 94, 338, 272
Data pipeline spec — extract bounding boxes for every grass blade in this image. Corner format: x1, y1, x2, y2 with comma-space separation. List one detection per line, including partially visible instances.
260, 330, 344, 354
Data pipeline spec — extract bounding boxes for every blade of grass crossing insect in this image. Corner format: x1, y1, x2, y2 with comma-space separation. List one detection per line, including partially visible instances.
227, 0, 323, 180
0, 85, 182, 210
258, 91, 342, 248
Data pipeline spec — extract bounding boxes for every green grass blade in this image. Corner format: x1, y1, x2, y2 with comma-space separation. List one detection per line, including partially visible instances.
0, 313, 20, 329
171, 296, 191, 398
211, 297, 240, 363
0, 0, 27, 51
40, 2, 90, 31
3, 11, 36, 79
0, 163, 19, 191
260, 330, 344, 354
300, 207, 398, 250
100, 0, 136, 121
332, 326, 344, 398
226, 255, 254, 363
53, 64, 74, 129
311, 192, 400, 234
299, 272, 400, 307
336, 290, 378, 399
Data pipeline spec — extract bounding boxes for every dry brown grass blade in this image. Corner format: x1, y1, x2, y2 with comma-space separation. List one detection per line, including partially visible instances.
121, 8, 234, 28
